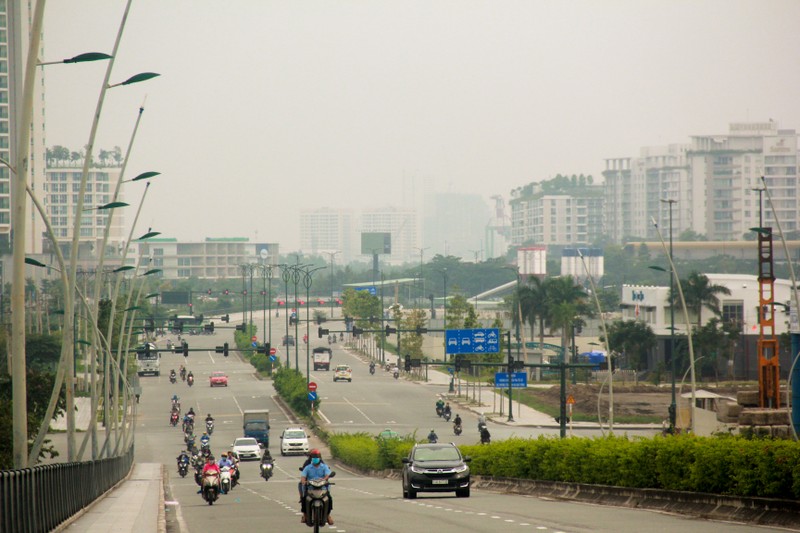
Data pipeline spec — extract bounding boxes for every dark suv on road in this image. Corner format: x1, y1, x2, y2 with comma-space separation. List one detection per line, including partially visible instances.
402, 443, 471, 498
282, 335, 295, 346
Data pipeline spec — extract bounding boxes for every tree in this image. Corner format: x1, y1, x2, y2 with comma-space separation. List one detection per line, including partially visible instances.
544, 276, 590, 359
692, 318, 729, 382
341, 288, 381, 328
445, 292, 472, 330
400, 308, 427, 358
676, 271, 732, 326
602, 319, 657, 371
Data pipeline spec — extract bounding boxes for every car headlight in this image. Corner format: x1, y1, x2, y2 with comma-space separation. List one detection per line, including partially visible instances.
453, 464, 469, 473
410, 464, 426, 474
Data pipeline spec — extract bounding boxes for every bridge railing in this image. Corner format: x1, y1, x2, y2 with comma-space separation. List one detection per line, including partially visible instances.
0, 444, 134, 533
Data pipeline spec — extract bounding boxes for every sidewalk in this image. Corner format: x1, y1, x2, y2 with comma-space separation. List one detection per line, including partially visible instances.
51, 397, 93, 431
57, 462, 165, 532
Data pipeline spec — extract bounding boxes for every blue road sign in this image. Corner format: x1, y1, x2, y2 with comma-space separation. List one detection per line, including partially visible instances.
308, 391, 318, 401
355, 286, 377, 296
269, 355, 277, 362
251, 341, 258, 348
445, 328, 500, 355
494, 372, 528, 389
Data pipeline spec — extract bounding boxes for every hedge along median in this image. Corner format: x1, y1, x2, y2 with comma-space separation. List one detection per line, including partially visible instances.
272, 367, 320, 417
326, 432, 800, 499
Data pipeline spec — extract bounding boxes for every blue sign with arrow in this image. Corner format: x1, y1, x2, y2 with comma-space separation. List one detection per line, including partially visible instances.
307, 391, 318, 402
445, 328, 500, 355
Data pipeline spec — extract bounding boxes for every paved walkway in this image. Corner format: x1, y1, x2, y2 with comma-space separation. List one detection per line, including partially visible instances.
57, 462, 165, 532
51, 397, 93, 431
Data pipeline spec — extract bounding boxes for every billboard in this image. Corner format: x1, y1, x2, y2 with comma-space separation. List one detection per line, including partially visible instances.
361, 232, 391, 255
160, 291, 190, 305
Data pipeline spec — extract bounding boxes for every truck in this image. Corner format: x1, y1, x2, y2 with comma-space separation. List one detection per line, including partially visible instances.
312, 347, 332, 371
242, 409, 270, 448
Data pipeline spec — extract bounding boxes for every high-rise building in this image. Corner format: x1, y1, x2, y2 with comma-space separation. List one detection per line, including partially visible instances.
3, 2, 46, 262
509, 178, 604, 247
43, 164, 124, 262
422, 192, 490, 260
136, 238, 279, 279
604, 122, 798, 243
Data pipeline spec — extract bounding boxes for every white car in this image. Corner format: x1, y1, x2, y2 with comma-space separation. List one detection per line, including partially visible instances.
280, 427, 310, 456
333, 364, 352, 382
231, 437, 262, 461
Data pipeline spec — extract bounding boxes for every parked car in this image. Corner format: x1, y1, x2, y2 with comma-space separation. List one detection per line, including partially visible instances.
209, 371, 228, 387
333, 364, 352, 382
231, 437, 261, 461
402, 443, 471, 499
280, 427, 309, 456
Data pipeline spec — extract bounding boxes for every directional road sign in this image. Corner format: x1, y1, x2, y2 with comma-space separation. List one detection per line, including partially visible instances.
354, 286, 377, 296
494, 372, 528, 389
445, 328, 500, 355
307, 391, 318, 402
269, 355, 277, 362
251, 341, 258, 347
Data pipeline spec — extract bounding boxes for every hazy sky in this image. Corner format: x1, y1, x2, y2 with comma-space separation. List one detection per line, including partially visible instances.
42, 1, 800, 252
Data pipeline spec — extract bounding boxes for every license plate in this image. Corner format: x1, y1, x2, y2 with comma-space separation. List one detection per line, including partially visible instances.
432, 479, 448, 485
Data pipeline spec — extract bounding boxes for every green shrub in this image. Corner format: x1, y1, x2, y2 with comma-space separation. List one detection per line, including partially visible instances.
273, 367, 319, 416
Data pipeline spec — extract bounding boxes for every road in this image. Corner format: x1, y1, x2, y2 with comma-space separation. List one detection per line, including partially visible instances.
131, 314, 778, 532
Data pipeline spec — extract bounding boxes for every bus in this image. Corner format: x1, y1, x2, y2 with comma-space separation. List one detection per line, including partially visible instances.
136, 342, 160, 376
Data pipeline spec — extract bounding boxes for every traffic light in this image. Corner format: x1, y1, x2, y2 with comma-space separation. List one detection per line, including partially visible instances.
415, 326, 428, 334
385, 325, 397, 335
235, 323, 246, 332
223, 342, 229, 357
318, 327, 329, 338
215, 345, 224, 354
182, 341, 189, 358
264, 342, 270, 355
404, 355, 411, 372
204, 322, 214, 333
221, 314, 230, 323
352, 326, 363, 337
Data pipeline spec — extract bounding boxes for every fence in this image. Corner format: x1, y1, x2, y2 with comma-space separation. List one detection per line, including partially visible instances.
0, 445, 134, 533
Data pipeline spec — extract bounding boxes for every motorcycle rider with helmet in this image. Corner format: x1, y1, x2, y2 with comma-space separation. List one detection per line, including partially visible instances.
299, 449, 334, 525
427, 429, 438, 443
198, 454, 220, 494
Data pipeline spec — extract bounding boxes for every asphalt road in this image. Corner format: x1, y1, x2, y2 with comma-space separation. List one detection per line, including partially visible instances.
129, 314, 780, 532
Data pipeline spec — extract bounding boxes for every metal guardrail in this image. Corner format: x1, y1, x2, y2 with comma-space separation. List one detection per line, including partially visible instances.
0, 445, 134, 533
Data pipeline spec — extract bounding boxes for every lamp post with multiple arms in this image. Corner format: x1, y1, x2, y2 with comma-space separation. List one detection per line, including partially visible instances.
651, 217, 697, 434
324, 251, 340, 317
302, 266, 326, 387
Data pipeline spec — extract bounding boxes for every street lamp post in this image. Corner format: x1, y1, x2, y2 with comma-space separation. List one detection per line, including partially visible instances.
324, 251, 340, 318
303, 266, 326, 388
280, 265, 292, 367
661, 198, 678, 433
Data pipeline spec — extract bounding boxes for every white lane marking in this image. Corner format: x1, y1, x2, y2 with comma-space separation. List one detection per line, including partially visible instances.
317, 408, 331, 424
271, 394, 294, 422
342, 396, 375, 424
232, 394, 243, 415
209, 351, 216, 364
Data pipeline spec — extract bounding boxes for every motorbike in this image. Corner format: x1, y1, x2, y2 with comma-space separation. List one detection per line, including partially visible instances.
435, 405, 443, 417
169, 373, 177, 384
185, 433, 195, 449
170, 412, 179, 427
180, 367, 186, 381
187, 375, 194, 387
443, 410, 451, 422
427, 432, 438, 444
206, 420, 214, 435
327, 335, 332, 345
339, 332, 343, 342
259, 459, 274, 481
454, 423, 462, 436
202, 470, 221, 505
369, 365, 375, 375
303, 472, 335, 532
220, 466, 232, 494
167, 340, 174, 351
478, 421, 487, 433
393, 369, 399, 380
480, 428, 491, 445
178, 456, 190, 478
171, 400, 181, 413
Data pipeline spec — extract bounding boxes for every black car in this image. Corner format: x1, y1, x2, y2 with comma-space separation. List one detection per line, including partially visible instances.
282, 335, 295, 346
402, 443, 470, 498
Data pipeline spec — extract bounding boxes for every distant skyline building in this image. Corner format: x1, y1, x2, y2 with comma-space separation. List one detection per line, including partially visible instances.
43, 164, 124, 261
603, 122, 798, 244
422, 192, 490, 261
509, 179, 604, 248
136, 238, 279, 279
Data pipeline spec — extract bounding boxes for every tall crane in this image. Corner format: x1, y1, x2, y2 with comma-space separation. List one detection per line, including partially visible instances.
756, 228, 780, 408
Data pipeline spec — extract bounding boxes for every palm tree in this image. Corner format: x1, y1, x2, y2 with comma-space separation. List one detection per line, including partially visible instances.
673, 272, 731, 326
516, 275, 548, 350
544, 276, 589, 359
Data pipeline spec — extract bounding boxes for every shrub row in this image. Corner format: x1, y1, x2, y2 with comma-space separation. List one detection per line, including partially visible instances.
326, 432, 800, 498
272, 367, 319, 417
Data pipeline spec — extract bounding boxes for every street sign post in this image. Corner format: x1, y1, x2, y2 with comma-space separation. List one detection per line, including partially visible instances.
307, 391, 317, 402
251, 335, 258, 342
308, 382, 317, 392
445, 328, 500, 355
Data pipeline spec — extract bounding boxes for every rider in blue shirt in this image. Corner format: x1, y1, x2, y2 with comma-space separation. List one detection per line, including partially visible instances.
300, 449, 334, 525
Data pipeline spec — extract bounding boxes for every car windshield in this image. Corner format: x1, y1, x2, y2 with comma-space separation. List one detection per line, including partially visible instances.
235, 438, 258, 446
245, 421, 267, 431
413, 446, 461, 462
212, 372, 225, 377
284, 430, 306, 439
336, 366, 350, 372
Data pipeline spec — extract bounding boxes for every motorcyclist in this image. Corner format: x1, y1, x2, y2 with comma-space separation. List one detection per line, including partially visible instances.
453, 413, 462, 427
443, 402, 452, 418
171, 394, 180, 404
177, 450, 191, 469
339, 332, 343, 342
200, 433, 210, 448
435, 398, 445, 415
179, 365, 186, 380
427, 429, 438, 443
187, 371, 194, 383
261, 447, 274, 463
299, 449, 334, 526
369, 361, 376, 374
205, 413, 214, 424
186, 407, 195, 420
169, 369, 177, 381
218, 453, 232, 468
199, 455, 220, 494
480, 425, 491, 444
227, 451, 240, 483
